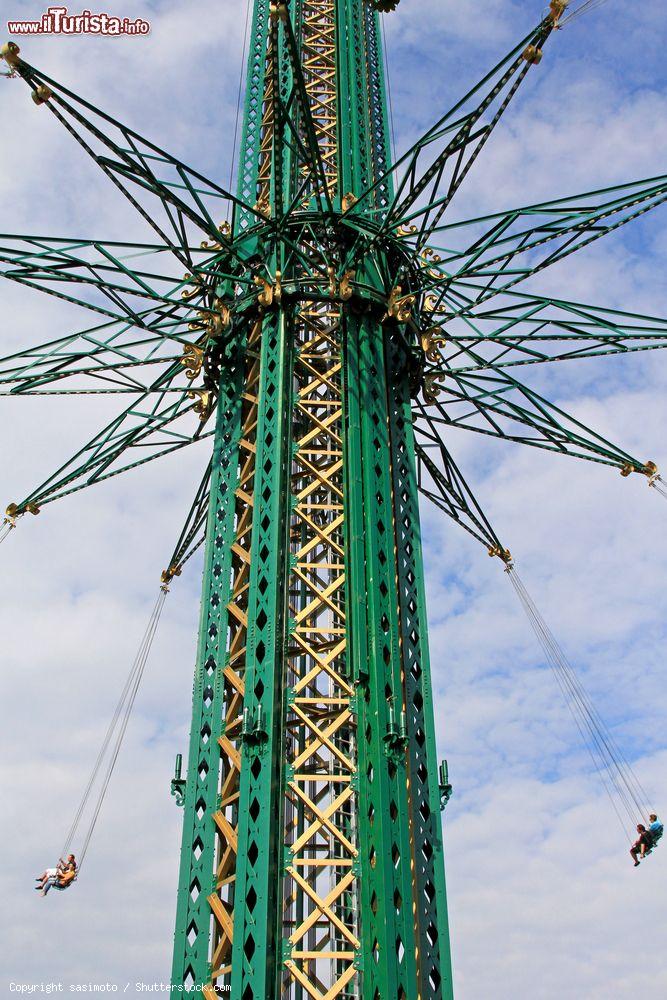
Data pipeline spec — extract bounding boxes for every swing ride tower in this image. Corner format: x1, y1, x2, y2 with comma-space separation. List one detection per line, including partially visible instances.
3, 0, 667, 995
170, 3, 453, 996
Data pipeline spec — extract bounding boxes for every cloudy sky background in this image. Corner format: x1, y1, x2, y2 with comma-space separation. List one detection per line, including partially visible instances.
1, 0, 666, 996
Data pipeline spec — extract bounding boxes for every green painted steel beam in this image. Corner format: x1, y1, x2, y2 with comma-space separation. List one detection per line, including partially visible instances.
171, 347, 247, 988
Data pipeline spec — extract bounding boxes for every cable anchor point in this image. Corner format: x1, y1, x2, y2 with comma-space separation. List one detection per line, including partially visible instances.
644, 460, 659, 485
385, 285, 416, 325
0, 41, 21, 76
620, 460, 661, 486
161, 564, 182, 588
549, 1, 569, 27
5, 501, 40, 519
488, 544, 513, 569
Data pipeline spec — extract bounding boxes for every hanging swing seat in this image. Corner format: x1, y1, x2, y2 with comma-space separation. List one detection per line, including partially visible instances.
49, 869, 78, 892
645, 826, 663, 857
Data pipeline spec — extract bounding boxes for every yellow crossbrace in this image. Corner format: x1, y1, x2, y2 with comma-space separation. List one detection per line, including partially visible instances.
282, 295, 358, 997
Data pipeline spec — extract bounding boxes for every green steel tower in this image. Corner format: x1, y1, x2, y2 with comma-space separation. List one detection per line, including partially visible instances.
169, 3, 454, 996
4, 0, 667, 996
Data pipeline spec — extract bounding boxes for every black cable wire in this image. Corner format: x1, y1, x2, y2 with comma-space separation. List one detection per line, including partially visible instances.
381, 18, 398, 167
59, 587, 167, 867
78, 588, 167, 867
227, 0, 253, 204
510, 567, 652, 818
507, 565, 654, 839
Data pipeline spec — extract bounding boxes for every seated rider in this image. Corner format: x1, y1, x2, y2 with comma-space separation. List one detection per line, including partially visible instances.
35, 854, 77, 896
630, 825, 653, 867
57, 855, 77, 886
648, 814, 663, 842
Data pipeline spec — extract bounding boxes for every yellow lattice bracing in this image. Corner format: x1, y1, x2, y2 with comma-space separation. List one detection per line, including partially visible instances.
279, 6, 358, 995
302, 0, 339, 197
282, 299, 358, 1000
255, 27, 275, 216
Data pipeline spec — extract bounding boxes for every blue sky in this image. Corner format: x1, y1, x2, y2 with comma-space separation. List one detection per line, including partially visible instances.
1, 1, 666, 996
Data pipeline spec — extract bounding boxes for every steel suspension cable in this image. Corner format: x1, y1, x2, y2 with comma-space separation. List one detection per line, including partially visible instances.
381, 17, 397, 167
560, 0, 612, 27
542, 646, 636, 838
61, 585, 168, 868
513, 572, 648, 815
510, 569, 640, 830
509, 565, 652, 816
227, 0, 252, 207
0, 518, 15, 544
60, 588, 164, 857
649, 476, 667, 501
506, 564, 654, 835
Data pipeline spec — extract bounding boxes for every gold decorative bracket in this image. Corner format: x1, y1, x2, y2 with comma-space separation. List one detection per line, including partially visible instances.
181, 274, 203, 302
188, 388, 213, 422
339, 270, 354, 302
255, 271, 282, 309
386, 286, 416, 324
420, 327, 447, 364
181, 344, 204, 382
423, 373, 446, 404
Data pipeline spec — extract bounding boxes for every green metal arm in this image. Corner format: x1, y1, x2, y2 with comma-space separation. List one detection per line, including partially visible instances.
423, 287, 667, 373
352, 13, 557, 237
418, 175, 667, 313
415, 368, 653, 473
161, 460, 213, 584
9, 374, 209, 513
7, 49, 264, 269
413, 432, 508, 555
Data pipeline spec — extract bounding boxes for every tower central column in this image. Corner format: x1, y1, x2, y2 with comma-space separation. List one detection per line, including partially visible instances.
171, 4, 453, 998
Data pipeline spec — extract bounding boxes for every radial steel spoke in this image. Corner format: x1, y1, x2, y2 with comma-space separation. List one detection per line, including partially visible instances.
6, 49, 263, 271
161, 459, 213, 583
8, 362, 214, 511
416, 367, 653, 472
416, 175, 667, 314
421, 287, 667, 372
353, 8, 563, 242
413, 432, 506, 554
